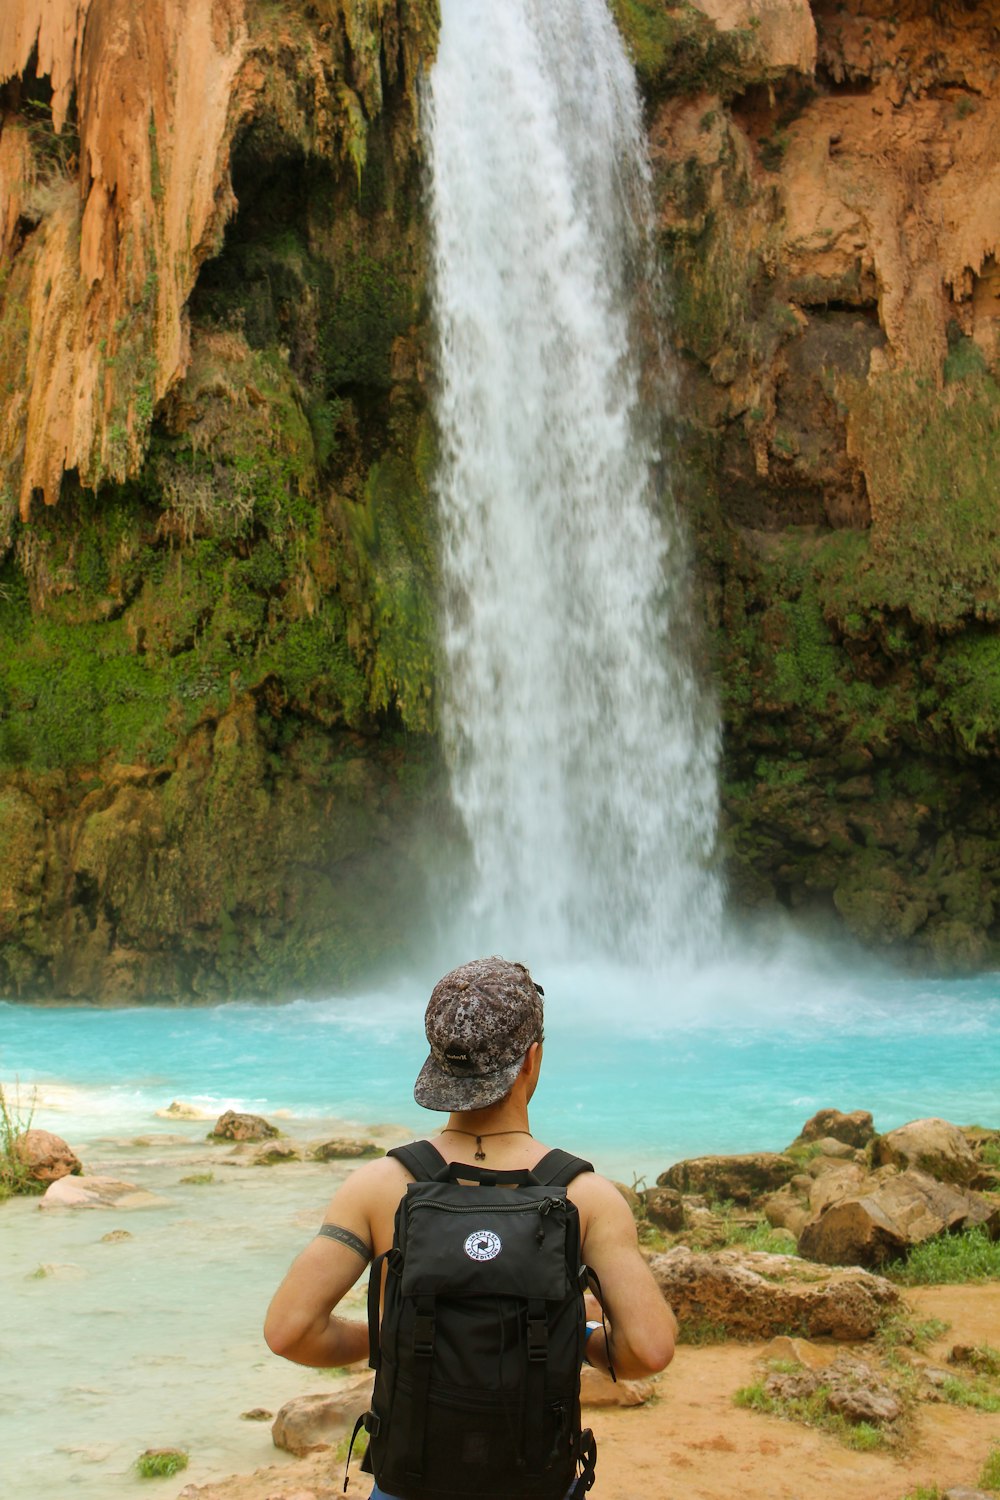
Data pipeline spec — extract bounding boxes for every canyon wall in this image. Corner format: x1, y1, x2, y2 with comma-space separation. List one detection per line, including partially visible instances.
613, 0, 1000, 968
2, 0, 1000, 998
0, 0, 448, 999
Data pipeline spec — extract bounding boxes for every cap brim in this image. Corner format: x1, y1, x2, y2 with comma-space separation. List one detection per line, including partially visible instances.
413, 1052, 524, 1113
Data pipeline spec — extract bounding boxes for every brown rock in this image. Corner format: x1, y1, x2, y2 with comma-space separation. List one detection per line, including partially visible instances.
251, 1141, 302, 1166
579, 1366, 652, 1407
797, 1169, 1000, 1268
15, 1128, 82, 1183
271, 1377, 374, 1457
642, 1186, 685, 1231
762, 1183, 810, 1238
100, 1229, 133, 1243
657, 1152, 798, 1206
824, 1360, 903, 1424
647, 1246, 899, 1341
209, 1111, 279, 1143
808, 1137, 859, 1160
39, 1175, 165, 1210
311, 1139, 382, 1161
873, 1118, 979, 1186
762, 1355, 901, 1425
240, 1409, 273, 1422
795, 1109, 875, 1149
762, 1335, 837, 1370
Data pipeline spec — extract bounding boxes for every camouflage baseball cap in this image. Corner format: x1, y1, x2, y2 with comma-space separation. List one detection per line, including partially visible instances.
413, 957, 545, 1112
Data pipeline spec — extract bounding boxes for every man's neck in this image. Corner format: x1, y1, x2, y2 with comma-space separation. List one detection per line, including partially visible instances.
442, 1101, 531, 1140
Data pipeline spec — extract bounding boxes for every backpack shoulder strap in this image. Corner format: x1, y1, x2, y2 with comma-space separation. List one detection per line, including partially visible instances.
386, 1139, 448, 1181
531, 1148, 594, 1188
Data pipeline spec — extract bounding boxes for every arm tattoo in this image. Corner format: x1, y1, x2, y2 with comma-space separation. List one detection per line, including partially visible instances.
316, 1222, 372, 1262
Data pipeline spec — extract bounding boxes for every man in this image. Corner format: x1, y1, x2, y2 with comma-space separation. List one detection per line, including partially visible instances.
265, 956, 676, 1494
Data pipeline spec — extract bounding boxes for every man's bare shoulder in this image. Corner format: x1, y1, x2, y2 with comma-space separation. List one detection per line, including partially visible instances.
320, 1151, 412, 1220
569, 1168, 631, 1208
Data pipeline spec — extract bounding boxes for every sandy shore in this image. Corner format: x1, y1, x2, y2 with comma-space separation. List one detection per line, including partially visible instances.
176, 1284, 1000, 1500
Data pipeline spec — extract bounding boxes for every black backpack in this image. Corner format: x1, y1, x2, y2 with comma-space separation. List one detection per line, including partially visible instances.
346, 1139, 605, 1500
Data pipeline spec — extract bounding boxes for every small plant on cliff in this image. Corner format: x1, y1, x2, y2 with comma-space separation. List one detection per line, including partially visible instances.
0, 1080, 42, 1201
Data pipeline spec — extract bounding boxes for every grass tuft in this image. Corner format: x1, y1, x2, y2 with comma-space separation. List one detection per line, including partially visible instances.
885, 1226, 1000, 1285
877, 1314, 950, 1352
134, 1450, 189, 1479
981, 1444, 1000, 1491
0, 1080, 44, 1200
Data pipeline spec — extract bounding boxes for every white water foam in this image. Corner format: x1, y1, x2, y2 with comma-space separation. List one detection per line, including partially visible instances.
426, 0, 722, 970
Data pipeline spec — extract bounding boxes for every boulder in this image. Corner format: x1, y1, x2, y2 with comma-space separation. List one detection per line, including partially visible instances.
793, 1109, 875, 1149
39, 1175, 165, 1210
311, 1139, 382, 1161
873, 1118, 979, 1187
806, 1136, 859, 1160
647, 1246, 899, 1340
762, 1185, 810, 1239
15, 1129, 82, 1183
579, 1367, 652, 1407
762, 1355, 902, 1425
251, 1141, 302, 1166
797, 1168, 1000, 1267
642, 1186, 685, 1231
271, 1377, 374, 1457
157, 1101, 210, 1119
209, 1110, 279, 1142
657, 1152, 798, 1206
762, 1335, 837, 1370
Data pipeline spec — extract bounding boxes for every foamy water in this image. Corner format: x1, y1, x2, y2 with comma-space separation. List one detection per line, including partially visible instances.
427, 0, 722, 967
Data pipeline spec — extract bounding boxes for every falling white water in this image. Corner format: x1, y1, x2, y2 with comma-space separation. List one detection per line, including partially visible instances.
426, 0, 722, 969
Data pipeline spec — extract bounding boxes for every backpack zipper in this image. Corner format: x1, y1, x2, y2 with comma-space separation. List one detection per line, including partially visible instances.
409, 1197, 565, 1217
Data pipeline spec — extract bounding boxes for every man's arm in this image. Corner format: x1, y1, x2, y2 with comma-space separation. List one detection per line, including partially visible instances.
577, 1176, 677, 1380
263, 1158, 394, 1368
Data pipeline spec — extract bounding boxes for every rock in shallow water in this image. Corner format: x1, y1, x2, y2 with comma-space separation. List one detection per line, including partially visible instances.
15, 1128, 82, 1183
39, 1175, 166, 1210
209, 1111, 279, 1143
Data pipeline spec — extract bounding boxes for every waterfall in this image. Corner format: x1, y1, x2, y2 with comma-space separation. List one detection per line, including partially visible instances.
426, 0, 722, 971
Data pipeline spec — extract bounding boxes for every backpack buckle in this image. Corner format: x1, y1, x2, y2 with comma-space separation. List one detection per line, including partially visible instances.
527, 1313, 548, 1362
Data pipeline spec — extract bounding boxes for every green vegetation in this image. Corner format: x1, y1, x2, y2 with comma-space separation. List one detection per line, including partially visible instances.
733, 1375, 888, 1450
678, 1318, 730, 1346
938, 1373, 1000, 1412
876, 1314, 949, 1353
179, 1172, 214, 1186
609, 0, 758, 100
886, 1227, 1000, 1285
134, 1450, 189, 1479
0, 1081, 43, 1201
981, 1443, 1000, 1491
900, 1487, 942, 1500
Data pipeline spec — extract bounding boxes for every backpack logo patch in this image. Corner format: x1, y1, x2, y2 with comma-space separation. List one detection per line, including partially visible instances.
464, 1229, 502, 1261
